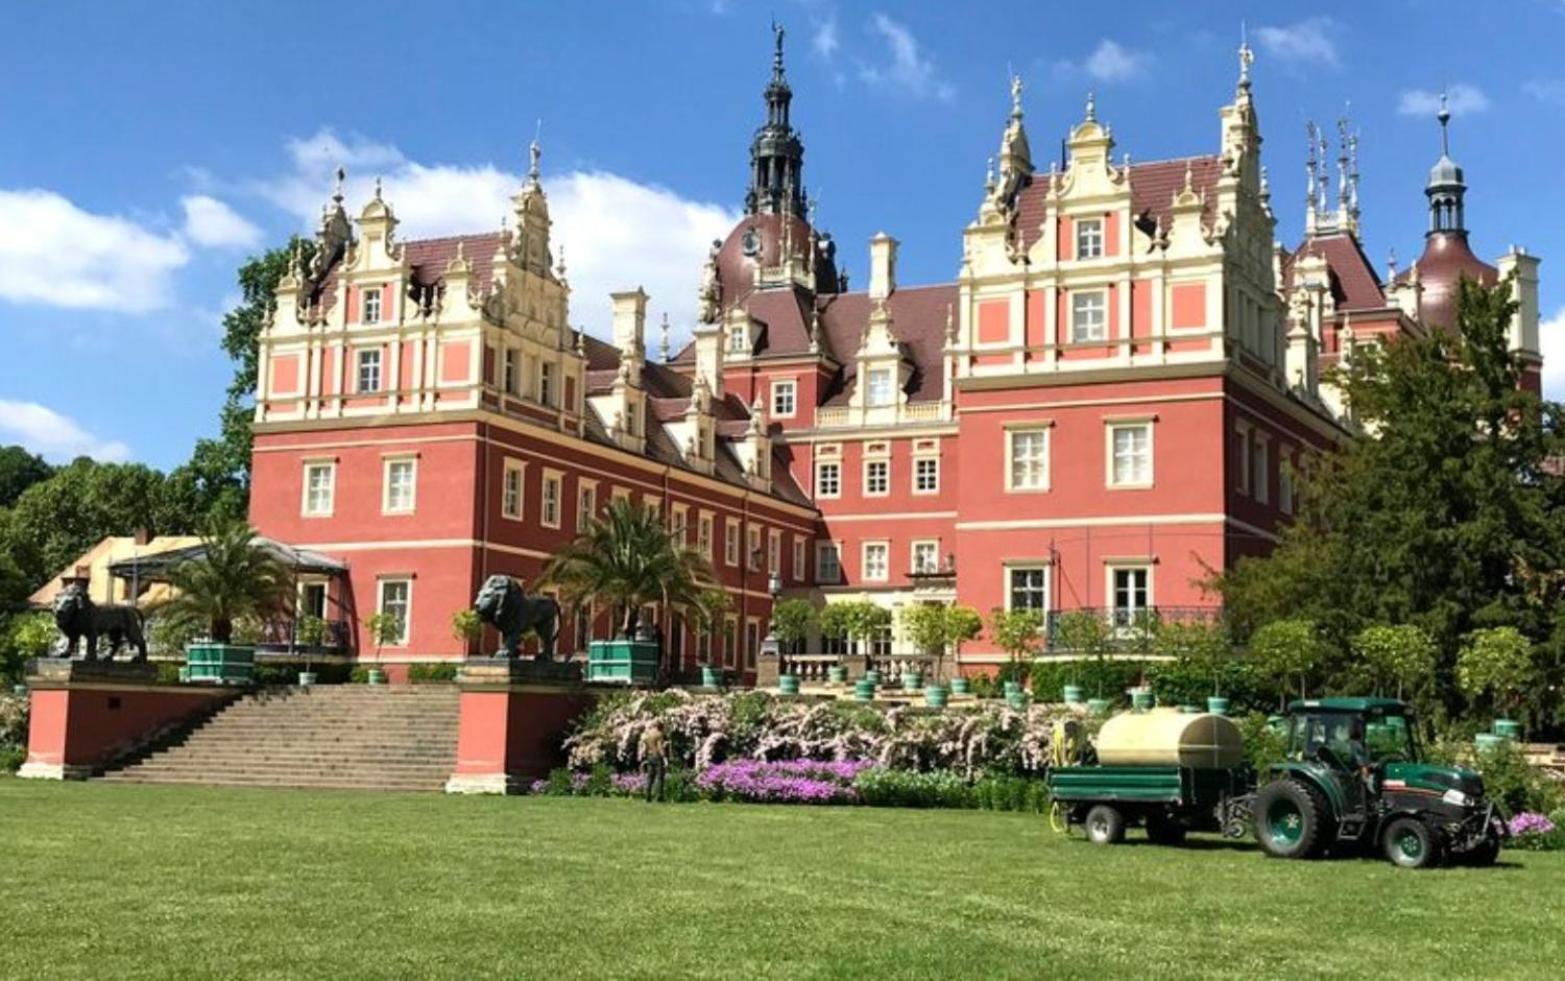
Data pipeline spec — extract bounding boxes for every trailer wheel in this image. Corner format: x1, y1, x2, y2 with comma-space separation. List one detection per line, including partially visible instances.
1085, 805, 1126, 845
1383, 816, 1443, 869
1145, 814, 1188, 846
1254, 779, 1330, 859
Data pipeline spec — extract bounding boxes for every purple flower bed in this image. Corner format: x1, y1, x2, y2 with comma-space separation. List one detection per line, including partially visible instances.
612, 772, 648, 795
694, 758, 875, 805
1508, 812, 1557, 837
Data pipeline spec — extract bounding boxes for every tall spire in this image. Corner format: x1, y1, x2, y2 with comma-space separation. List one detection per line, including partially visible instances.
746, 22, 806, 216
1237, 24, 1254, 92
1425, 90, 1467, 236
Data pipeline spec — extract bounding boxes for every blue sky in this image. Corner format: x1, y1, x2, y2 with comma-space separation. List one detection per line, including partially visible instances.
2, 1, 1563, 471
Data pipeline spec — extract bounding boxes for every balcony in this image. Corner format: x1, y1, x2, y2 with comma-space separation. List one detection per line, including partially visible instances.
1042, 606, 1230, 656
254, 617, 355, 655
814, 400, 951, 429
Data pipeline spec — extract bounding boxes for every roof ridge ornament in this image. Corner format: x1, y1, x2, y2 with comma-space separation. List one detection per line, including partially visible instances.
1084, 90, 1096, 123
1010, 71, 1024, 120
1438, 89, 1451, 157
1237, 22, 1254, 91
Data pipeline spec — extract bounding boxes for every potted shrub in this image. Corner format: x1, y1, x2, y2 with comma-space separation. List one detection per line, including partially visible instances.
1249, 618, 1327, 714
294, 614, 328, 686
1352, 623, 1436, 702
946, 605, 982, 694
362, 612, 402, 685
5, 613, 57, 690
1156, 619, 1230, 715
770, 597, 816, 691
818, 603, 853, 684
154, 519, 291, 685
1458, 626, 1534, 743
989, 608, 1043, 700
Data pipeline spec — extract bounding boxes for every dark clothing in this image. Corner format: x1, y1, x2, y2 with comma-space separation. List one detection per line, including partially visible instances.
643, 753, 667, 802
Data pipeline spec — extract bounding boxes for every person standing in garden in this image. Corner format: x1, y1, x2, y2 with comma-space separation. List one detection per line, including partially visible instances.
641, 722, 668, 803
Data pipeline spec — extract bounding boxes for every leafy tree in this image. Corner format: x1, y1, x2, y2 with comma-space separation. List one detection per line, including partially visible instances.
0, 446, 52, 508
1351, 624, 1437, 700
946, 605, 983, 654
818, 602, 853, 648
1221, 278, 1565, 720
151, 519, 292, 644
2, 459, 170, 592
902, 603, 951, 656
840, 601, 891, 656
1052, 609, 1115, 692
363, 612, 402, 662
990, 608, 1044, 670
1155, 619, 1232, 696
450, 609, 482, 657
768, 598, 816, 655
1, 612, 57, 682
1249, 619, 1327, 709
1457, 626, 1534, 721
539, 499, 721, 639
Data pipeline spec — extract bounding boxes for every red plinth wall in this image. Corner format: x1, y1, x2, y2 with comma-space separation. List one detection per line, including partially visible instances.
20, 668, 235, 780
445, 663, 598, 794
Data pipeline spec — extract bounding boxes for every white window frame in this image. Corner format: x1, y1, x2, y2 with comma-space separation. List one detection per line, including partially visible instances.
1070, 290, 1107, 343
361, 285, 382, 325
1005, 426, 1051, 492
382, 456, 417, 514
1076, 218, 1104, 260
1253, 433, 1271, 505
728, 324, 748, 355
815, 461, 841, 499
792, 536, 806, 582
771, 378, 797, 418
913, 456, 939, 495
1004, 563, 1050, 613
356, 348, 382, 393
302, 460, 335, 517
501, 458, 526, 521
502, 347, 518, 395
375, 577, 412, 647
576, 479, 597, 531
724, 518, 740, 567
767, 529, 782, 576
815, 541, 842, 584
1106, 564, 1153, 631
747, 525, 762, 572
864, 458, 890, 497
539, 360, 555, 407
698, 511, 714, 558
1235, 423, 1252, 496
862, 541, 889, 582
671, 503, 690, 543
865, 368, 894, 407
911, 540, 940, 575
541, 469, 563, 529
1106, 420, 1154, 489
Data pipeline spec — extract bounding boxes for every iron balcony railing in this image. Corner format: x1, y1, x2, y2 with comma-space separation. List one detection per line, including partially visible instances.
255, 617, 354, 653
1041, 606, 1231, 654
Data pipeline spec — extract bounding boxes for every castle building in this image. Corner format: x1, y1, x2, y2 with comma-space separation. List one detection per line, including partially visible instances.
247, 30, 1542, 679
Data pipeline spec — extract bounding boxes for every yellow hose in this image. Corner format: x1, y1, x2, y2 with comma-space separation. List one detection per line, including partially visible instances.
1047, 719, 1084, 836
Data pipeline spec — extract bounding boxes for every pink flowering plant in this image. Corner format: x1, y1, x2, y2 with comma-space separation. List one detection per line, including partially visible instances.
1506, 811, 1564, 851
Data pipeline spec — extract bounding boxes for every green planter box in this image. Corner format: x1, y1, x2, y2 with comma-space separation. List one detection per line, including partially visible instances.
1492, 719, 1523, 740
1062, 684, 1084, 705
1003, 680, 1023, 698
924, 684, 948, 709
1085, 697, 1112, 715
777, 674, 801, 696
902, 672, 923, 692
950, 677, 971, 696
827, 665, 848, 685
700, 664, 722, 688
1206, 696, 1230, 716
1180, 704, 1201, 714
854, 678, 876, 702
588, 639, 659, 685
184, 643, 255, 684
1475, 732, 1506, 752
864, 669, 882, 687
1130, 689, 1154, 711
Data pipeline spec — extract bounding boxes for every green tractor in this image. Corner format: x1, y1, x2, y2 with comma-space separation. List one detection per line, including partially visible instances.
1254, 698, 1506, 868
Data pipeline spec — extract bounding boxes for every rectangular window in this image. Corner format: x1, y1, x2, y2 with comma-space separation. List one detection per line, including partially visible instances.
912, 541, 939, 574
1108, 422, 1153, 488
816, 541, 841, 583
767, 530, 781, 576
1111, 567, 1151, 629
728, 326, 748, 354
539, 361, 554, 407
772, 379, 797, 418
1076, 218, 1104, 259
502, 460, 524, 520
1007, 429, 1049, 491
303, 462, 335, 516
577, 482, 596, 531
815, 461, 841, 498
362, 286, 382, 324
357, 349, 382, 393
1253, 437, 1270, 505
865, 368, 894, 407
671, 504, 689, 543
1235, 426, 1252, 496
376, 579, 411, 646
914, 457, 939, 494
1279, 452, 1295, 515
792, 537, 806, 582
864, 459, 889, 496
747, 526, 762, 572
502, 348, 517, 395
724, 519, 740, 567
699, 513, 714, 557
383, 458, 416, 513
1008, 566, 1048, 612
863, 542, 889, 581
723, 617, 737, 667
1070, 291, 1107, 343
541, 472, 562, 528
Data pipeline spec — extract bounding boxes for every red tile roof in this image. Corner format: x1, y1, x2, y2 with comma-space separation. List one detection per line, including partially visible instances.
1014, 155, 1223, 252
1283, 233, 1387, 312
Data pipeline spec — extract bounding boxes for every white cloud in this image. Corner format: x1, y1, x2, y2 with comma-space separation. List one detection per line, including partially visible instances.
181, 195, 262, 249
1398, 84, 1491, 117
1254, 18, 1340, 67
0, 399, 130, 463
1522, 77, 1565, 105
0, 190, 188, 313
812, 12, 839, 59
1053, 39, 1150, 84
1541, 308, 1565, 401
258, 129, 739, 343
858, 13, 954, 102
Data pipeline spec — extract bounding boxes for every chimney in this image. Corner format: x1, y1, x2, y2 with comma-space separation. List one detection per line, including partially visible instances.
133, 527, 151, 546
611, 288, 648, 358
693, 323, 725, 399
868, 232, 898, 301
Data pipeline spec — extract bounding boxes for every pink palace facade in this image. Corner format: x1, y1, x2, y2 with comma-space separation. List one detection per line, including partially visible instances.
246, 32, 1543, 681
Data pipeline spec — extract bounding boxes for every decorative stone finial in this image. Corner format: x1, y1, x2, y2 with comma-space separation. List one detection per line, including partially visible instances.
1437, 90, 1451, 155
1183, 160, 1194, 193
659, 312, 671, 362
984, 156, 996, 194
373, 176, 383, 202
1084, 90, 1096, 123
1387, 247, 1398, 279
1009, 72, 1024, 119
1237, 23, 1254, 90
332, 166, 346, 206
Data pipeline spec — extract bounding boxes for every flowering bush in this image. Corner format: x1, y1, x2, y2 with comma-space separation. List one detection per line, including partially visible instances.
564, 690, 1082, 778
1506, 811, 1565, 851
696, 759, 869, 805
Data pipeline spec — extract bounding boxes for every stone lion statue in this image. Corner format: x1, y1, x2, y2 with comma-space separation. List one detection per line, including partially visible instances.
51, 581, 147, 661
473, 575, 559, 660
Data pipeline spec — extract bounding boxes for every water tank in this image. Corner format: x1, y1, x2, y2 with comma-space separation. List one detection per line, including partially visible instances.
1095, 708, 1244, 768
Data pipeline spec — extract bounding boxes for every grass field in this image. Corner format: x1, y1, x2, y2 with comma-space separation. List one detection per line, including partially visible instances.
3, 780, 1561, 979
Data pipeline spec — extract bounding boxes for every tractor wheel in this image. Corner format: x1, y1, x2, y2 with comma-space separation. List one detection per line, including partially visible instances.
1459, 833, 1502, 867
1145, 814, 1188, 846
1085, 805, 1126, 845
1382, 816, 1443, 869
1254, 779, 1332, 860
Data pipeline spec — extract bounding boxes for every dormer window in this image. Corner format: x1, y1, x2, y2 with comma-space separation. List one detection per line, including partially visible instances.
362, 286, 382, 324
728, 325, 749, 355
865, 368, 894, 407
1076, 219, 1104, 259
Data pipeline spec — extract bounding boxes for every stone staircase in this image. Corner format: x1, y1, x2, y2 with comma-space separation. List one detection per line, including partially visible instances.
101, 685, 460, 792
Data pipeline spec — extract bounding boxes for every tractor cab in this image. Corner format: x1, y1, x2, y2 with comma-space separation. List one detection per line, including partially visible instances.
1255, 697, 1505, 868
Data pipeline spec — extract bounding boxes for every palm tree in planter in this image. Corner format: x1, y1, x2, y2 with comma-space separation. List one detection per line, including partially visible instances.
539, 499, 721, 685
155, 519, 292, 684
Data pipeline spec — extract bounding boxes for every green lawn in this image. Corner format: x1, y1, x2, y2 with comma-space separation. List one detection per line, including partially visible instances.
2, 780, 1560, 979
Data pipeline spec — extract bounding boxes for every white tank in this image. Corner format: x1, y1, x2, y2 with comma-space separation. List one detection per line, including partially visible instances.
1095, 708, 1245, 768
